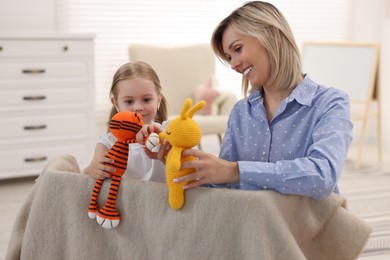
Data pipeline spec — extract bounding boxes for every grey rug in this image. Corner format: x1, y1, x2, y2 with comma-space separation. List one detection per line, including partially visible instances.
339, 160, 390, 258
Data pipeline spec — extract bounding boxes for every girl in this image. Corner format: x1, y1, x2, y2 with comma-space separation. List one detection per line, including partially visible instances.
165, 1, 353, 200
84, 61, 168, 182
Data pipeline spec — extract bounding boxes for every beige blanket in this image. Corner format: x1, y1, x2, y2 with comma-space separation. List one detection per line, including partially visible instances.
6, 155, 371, 260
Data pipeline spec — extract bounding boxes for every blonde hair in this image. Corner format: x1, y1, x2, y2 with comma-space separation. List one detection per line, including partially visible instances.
107, 61, 168, 131
211, 1, 302, 96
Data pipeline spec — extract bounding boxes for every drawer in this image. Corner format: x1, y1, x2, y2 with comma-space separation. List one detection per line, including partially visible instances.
0, 61, 87, 79
0, 88, 87, 108
0, 142, 90, 174
0, 113, 88, 140
0, 40, 93, 57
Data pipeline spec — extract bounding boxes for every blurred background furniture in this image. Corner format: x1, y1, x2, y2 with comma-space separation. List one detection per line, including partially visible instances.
129, 43, 237, 149
0, 32, 95, 179
302, 42, 381, 170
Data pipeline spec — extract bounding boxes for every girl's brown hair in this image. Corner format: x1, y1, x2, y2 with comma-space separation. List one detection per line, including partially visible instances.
107, 61, 168, 131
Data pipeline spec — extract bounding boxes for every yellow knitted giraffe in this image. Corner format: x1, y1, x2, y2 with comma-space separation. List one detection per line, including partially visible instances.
147, 98, 205, 209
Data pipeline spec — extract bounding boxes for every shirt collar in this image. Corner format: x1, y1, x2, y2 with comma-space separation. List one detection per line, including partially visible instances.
248, 90, 262, 105
288, 74, 318, 106
248, 74, 318, 107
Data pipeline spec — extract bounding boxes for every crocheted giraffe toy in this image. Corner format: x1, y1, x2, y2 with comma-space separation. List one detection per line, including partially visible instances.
88, 111, 143, 229
146, 98, 205, 209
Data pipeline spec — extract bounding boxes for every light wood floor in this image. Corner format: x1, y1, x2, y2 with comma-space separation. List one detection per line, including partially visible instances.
1, 139, 389, 259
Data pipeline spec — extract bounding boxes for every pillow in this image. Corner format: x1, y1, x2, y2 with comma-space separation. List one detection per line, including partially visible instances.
195, 76, 220, 115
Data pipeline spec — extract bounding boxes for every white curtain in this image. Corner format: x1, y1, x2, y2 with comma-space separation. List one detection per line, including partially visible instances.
56, 0, 350, 124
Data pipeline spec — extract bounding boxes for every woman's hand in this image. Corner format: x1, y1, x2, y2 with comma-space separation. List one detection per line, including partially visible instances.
174, 149, 239, 189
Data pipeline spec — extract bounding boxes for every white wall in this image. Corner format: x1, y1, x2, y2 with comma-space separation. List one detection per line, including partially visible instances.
348, 0, 390, 154
0, 0, 57, 31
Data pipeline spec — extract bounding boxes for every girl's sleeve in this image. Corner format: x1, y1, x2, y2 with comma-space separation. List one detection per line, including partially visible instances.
97, 132, 115, 149
161, 120, 169, 130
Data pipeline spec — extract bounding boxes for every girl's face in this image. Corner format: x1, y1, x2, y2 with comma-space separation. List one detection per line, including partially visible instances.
112, 77, 161, 124
222, 25, 270, 88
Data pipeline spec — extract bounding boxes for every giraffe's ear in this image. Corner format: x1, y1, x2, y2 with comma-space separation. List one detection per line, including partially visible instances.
180, 98, 193, 119
188, 100, 206, 118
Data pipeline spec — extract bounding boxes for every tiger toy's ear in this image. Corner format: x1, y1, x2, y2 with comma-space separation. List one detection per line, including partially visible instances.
110, 111, 143, 142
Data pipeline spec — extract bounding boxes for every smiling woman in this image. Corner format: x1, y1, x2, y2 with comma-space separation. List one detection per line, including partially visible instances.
165, 1, 354, 201
221, 26, 271, 93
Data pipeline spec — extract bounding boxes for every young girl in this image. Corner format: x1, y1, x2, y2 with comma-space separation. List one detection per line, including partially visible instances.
84, 61, 168, 182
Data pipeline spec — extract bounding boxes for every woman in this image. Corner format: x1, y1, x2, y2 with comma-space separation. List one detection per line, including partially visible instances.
157, 1, 353, 200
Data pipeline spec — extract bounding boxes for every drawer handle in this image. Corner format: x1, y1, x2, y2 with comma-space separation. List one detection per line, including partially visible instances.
0, 46, 2, 52
22, 69, 46, 74
63, 45, 69, 52
24, 156, 47, 163
23, 95, 46, 101
24, 125, 47, 130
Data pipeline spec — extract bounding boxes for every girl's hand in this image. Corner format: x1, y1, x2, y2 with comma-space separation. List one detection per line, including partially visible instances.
136, 123, 163, 145
143, 139, 171, 164
174, 149, 239, 189
84, 154, 114, 179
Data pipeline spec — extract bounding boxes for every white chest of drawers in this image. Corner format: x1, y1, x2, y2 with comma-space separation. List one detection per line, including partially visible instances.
0, 32, 95, 179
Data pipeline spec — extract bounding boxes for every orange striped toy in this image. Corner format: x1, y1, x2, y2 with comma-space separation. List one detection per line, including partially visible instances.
88, 111, 143, 229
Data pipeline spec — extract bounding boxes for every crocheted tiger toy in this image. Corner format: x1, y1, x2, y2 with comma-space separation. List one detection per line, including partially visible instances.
88, 111, 143, 229
146, 98, 205, 209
